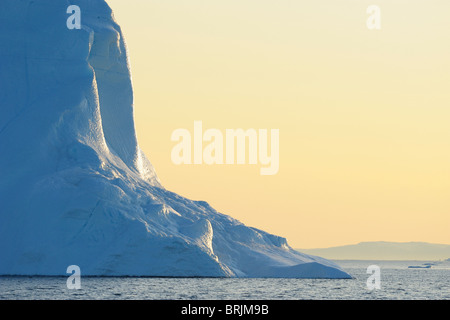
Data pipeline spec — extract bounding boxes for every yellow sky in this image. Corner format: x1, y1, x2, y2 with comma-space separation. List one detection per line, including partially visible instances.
107, 0, 450, 248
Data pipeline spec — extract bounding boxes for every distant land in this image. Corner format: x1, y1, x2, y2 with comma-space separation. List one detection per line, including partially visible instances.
297, 242, 450, 261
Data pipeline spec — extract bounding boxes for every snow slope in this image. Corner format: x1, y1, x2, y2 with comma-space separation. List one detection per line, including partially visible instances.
0, 0, 350, 278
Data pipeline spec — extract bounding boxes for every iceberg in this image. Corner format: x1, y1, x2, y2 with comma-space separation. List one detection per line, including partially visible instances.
0, 0, 350, 278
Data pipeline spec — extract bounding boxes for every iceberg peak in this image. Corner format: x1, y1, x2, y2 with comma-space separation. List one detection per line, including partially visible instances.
0, 0, 350, 279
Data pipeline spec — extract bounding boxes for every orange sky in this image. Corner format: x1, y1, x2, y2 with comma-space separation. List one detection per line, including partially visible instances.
107, 0, 450, 248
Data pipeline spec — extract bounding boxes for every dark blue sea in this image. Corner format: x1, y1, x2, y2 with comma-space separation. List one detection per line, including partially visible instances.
1, 260, 449, 300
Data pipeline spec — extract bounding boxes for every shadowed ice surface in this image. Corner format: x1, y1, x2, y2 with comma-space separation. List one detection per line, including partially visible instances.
0, 0, 350, 278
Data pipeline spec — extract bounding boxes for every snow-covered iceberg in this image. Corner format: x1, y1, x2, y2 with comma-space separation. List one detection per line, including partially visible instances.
0, 0, 350, 278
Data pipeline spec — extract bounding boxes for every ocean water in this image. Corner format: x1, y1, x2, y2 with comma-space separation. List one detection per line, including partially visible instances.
1, 260, 449, 300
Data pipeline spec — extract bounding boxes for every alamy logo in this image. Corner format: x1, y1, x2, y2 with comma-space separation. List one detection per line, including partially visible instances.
66, 5, 81, 30
171, 121, 279, 175
366, 265, 381, 290
66, 265, 81, 289
366, 5, 381, 30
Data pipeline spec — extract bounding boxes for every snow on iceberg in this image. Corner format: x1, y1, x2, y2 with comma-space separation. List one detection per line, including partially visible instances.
0, 0, 351, 279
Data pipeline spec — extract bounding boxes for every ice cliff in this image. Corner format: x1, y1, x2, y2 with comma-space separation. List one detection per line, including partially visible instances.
0, 0, 350, 278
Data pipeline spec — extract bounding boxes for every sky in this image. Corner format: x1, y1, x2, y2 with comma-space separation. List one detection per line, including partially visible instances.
106, 0, 450, 249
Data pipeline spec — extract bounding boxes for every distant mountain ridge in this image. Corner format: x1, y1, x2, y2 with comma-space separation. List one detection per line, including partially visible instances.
297, 242, 450, 260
